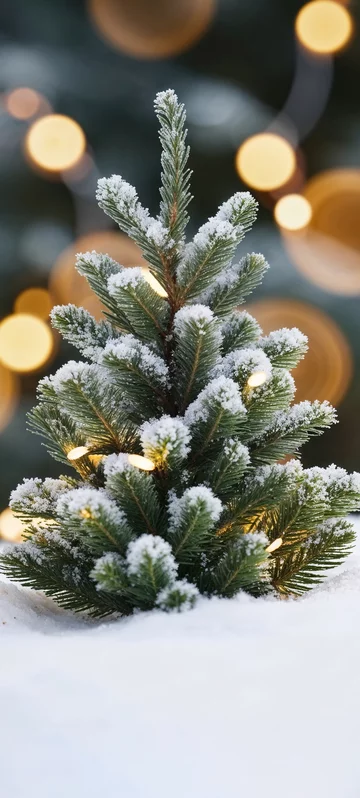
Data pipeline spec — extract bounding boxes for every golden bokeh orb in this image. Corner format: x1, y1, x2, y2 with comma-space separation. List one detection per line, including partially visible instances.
25, 114, 86, 172
0, 508, 24, 542
5, 87, 42, 120
14, 287, 53, 320
284, 169, 360, 295
88, 0, 215, 59
0, 363, 19, 433
246, 298, 352, 406
0, 314, 53, 373
274, 194, 312, 231
236, 133, 296, 192
295, 1, 353, 55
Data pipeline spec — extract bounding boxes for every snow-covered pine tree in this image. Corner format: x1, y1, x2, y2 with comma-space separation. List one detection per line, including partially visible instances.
2, 89, 360, 615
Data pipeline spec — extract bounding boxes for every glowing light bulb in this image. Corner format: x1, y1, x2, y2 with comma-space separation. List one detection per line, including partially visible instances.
80, 509, 92, 519
247, 371, 268, 388
5, 87, 42, 120
67, 446, 89, 461
236, 133, 296, 192
141, 268, 168, 298
266, 537, 283, 554
295, 1, 353, 55
0, 508, 24, 542
127, 454, 155, 471
0, 314, 53, 373
26, 114, 86, 172
14, 287, 53, 320
274, 194, 312, 231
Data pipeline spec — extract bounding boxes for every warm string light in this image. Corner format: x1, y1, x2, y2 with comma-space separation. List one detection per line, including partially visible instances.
67, 446, 90, 461
0, 508, 24, 542
0, 314, 53, 373
235, 133, 296, 192
141, 267, 168, 298
247, 371, 268, 388
127, 454, 155, 471
295, 1, 353, 55
25, 114, 86, 172
266, 537, 283, 553
274, 194, 312, 231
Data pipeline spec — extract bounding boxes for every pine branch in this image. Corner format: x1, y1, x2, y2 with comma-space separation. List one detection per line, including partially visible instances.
105, 455, 164, 537
176, 194, 258, 303
57, 487, 135, 556
107, 267, 170, 347
96, 176, 174, 290
251, 401, 337, 464
173, 306, 222, 410
52, 363, 141, 453
221, 311, 262, 355
202, 533, 268, 597
102, 336, 169, 419
50, 304, 117, 361
154, 89, 192, 246
10, 476, 72, 522
260, 328, 308, 369
217, 462, 299, 535
242, 370, 296, 441
202, 440, 250, 500
271, 518, 356, 595
166, 486, 222, 565
203, 252, 269, 318
185, 377, 247, 459
75, 251, 130, 330
0, 536, 132, 617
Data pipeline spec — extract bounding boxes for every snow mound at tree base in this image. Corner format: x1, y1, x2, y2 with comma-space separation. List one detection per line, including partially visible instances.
1, 532, 360, 798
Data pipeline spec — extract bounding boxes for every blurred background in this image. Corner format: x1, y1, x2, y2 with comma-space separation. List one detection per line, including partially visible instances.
0, 0, 359, 540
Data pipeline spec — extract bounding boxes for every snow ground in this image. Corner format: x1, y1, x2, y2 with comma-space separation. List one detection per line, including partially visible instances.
1, 531, 360, 798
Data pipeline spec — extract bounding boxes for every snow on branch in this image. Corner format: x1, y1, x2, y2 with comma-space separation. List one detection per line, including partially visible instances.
103, 335, 169, 386
185, 376, 246, 427
140, 416, 191, 466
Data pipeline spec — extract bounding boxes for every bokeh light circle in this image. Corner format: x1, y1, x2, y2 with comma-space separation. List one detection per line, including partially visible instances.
5, 87, 42, 120
14, 287, 53, 320
50, 231, 147, 319
274, 194, 312, 231
25, 114, 86, 172
88, 0, 215, 59
236, 133, 296, 191
0, 314, 53, 373
295, 1, 353, 55
0, 363, 19, 433
284, 169, 360, 295
0, 508, 24, 542
246, 298, 352, 406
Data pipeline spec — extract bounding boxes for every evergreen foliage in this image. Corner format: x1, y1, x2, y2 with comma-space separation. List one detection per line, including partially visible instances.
2, 89, 360, 617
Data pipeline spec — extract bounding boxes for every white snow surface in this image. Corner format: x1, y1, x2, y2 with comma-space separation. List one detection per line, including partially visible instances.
1, 525, 360, 798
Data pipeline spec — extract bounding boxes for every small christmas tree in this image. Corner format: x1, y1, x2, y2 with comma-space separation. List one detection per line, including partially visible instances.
2, 89, 360, 615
